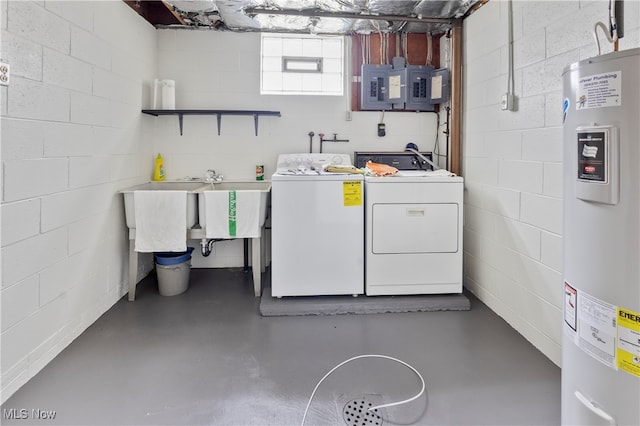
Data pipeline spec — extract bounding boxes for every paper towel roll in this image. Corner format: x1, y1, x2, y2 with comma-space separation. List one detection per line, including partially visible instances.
161, 80, 175, 109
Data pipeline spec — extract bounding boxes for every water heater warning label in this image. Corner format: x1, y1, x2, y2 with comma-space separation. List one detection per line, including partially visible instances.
564, 283, 640, 378
576, 71, 622, 109
578, 291, 617, 369
564, 282, 577, 331
577, 132, 606, 182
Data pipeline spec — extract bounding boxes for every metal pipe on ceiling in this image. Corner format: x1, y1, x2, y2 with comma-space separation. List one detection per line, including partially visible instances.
244, 7, 453, 26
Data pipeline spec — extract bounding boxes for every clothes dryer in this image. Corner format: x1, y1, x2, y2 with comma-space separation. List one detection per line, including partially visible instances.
356, 152, 463, 295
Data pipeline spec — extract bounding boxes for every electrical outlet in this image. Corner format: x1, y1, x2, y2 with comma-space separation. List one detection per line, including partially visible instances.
0, 60, 9, 86
346, 110, 352, 121
377, 123, 386, 137
501, 92, 515, 111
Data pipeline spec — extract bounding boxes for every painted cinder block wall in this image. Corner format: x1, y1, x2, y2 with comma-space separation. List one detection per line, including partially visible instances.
462, 0, 640, 366
0, 1, 440, 403
3, 0, 638, 404
151, 29, 441, 268
1, 0, 157, 402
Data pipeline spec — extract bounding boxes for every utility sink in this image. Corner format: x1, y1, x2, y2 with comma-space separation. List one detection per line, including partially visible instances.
197, 181, 272, 232
121, 181, 208, 229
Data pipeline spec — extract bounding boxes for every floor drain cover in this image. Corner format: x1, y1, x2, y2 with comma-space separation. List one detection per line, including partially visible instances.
342, 397, 383, 426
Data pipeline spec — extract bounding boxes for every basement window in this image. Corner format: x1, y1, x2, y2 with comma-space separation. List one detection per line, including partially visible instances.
261, 34, 343, 96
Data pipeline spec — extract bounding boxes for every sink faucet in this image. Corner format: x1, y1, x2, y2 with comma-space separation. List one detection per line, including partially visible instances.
205, 169, 223, 183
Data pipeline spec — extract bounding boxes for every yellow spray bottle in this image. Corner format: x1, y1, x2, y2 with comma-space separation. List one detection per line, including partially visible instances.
153, 153, 165, 181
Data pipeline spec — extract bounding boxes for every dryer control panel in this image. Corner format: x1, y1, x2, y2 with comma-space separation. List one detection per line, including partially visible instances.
354, 151, 433, 170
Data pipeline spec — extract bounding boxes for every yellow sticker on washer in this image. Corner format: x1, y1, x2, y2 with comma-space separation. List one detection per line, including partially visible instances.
343, 181, 362, 206
617, 307, 640, 377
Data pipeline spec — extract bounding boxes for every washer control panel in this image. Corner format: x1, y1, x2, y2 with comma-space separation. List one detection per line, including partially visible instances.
276, 153, 351, 171
354, 151, 433, 170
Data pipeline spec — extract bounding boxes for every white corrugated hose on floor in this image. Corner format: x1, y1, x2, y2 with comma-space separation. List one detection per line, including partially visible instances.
301, 354, 426, 426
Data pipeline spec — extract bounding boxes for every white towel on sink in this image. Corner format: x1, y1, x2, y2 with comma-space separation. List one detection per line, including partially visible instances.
204, 190, 261, 239
134, 190, 187, 252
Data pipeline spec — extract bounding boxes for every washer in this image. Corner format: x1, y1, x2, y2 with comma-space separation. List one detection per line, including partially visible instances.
356, 152, 463, 296
271, 153, 364, 297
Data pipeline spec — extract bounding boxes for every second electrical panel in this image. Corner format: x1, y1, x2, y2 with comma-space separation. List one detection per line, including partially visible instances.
406, 65, 435, 111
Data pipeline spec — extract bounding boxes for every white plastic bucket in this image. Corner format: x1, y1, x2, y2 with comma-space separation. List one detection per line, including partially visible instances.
156, 261, 191, 296
154, 247, 193, 296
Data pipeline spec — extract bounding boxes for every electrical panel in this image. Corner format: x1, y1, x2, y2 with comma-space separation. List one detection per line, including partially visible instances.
361, 58, 448, 111
388, 68, 406, 110
430, 68, 450, 105
389, 57, 406, 110
361, 64, 393, 110
406, 65, 435, 111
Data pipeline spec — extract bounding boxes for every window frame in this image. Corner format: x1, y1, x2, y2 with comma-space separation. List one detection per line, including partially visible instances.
260, 33, 344, 96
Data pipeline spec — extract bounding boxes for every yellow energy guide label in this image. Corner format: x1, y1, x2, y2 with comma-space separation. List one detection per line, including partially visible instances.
617, 307, 640, 377
343, 181, 362, 206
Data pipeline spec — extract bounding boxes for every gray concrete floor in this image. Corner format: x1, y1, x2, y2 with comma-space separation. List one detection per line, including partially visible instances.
2, 268, 560, 425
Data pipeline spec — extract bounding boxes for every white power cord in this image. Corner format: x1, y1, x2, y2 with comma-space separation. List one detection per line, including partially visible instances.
594, 21, 618, 55
593, 0, 619, 55
300, 354, 426, 426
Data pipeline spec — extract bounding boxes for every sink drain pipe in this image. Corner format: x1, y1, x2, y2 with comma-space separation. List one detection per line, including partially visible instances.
201, 238, 251, 270
200, 238, 223, 257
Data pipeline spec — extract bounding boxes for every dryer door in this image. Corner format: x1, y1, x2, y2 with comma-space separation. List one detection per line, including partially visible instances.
371, 203, 459, 254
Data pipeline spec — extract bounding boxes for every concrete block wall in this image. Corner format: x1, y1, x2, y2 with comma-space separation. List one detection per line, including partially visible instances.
153, 30, 440, 179
462, 0, 639, 365
5, 0, 635, 402
1, 0, 156, 402
153, 30, 441, 268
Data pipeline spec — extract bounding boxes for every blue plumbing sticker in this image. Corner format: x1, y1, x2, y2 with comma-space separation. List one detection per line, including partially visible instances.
562, 98, 570, 124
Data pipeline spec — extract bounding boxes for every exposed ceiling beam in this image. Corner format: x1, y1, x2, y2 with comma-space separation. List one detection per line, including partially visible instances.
161, 0, 188, 25
124, 0, 184, 26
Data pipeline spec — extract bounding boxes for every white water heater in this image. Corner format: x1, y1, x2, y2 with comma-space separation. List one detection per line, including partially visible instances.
562, 48, 640, 425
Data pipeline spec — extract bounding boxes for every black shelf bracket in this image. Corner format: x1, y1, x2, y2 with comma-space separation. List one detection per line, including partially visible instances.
141, 109, 281, 136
